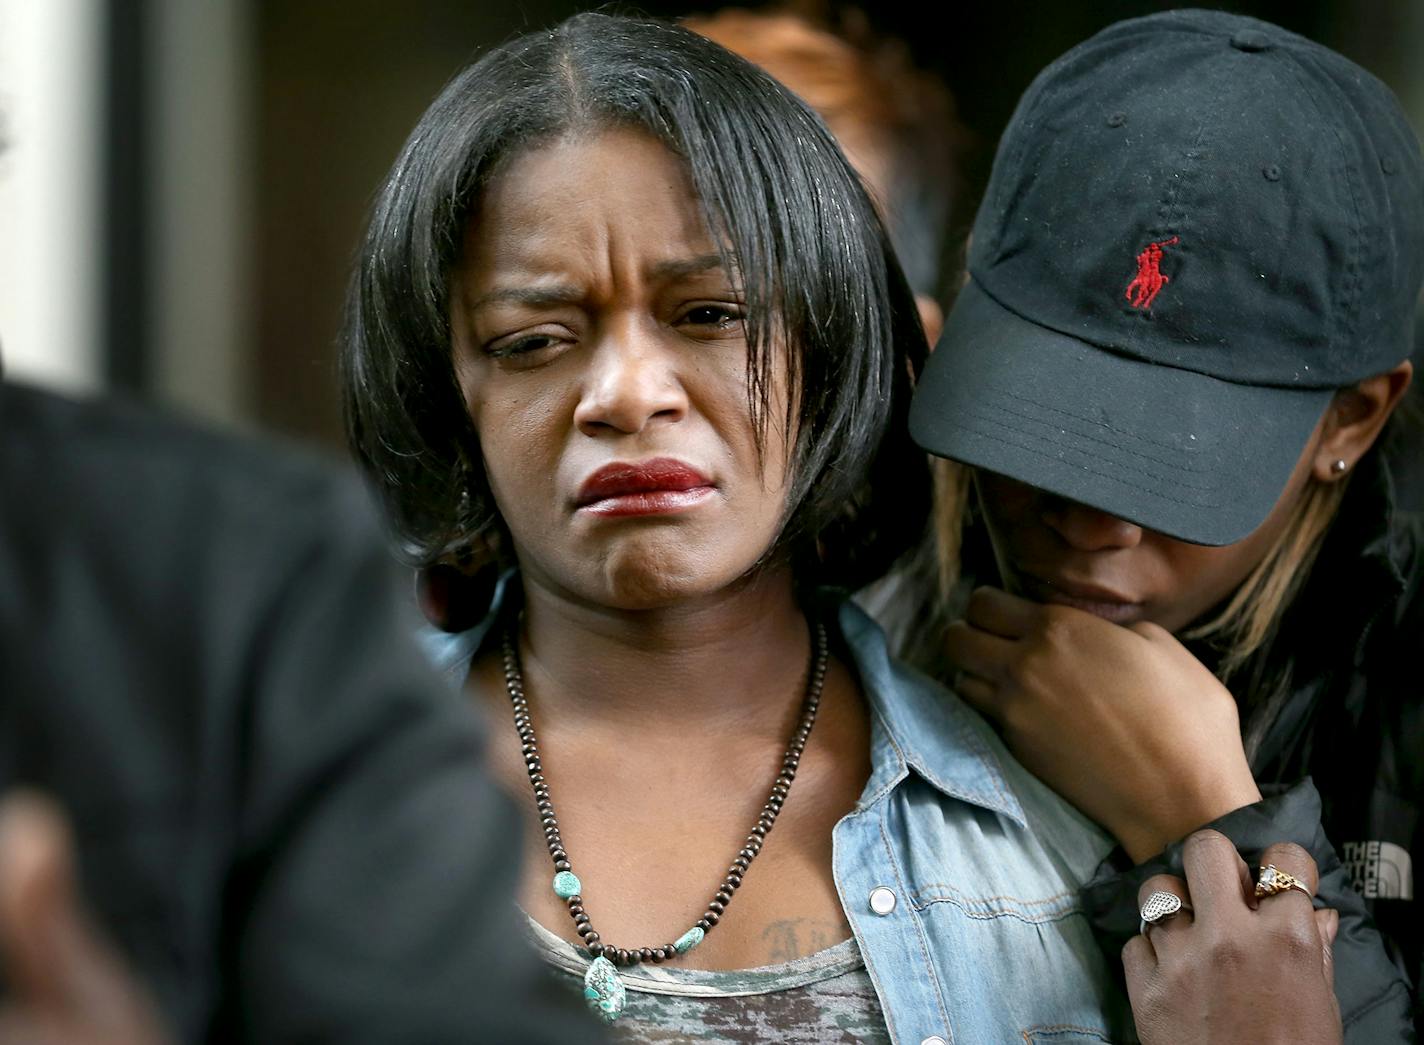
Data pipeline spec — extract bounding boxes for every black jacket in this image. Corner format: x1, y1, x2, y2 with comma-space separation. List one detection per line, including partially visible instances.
0, 383, 602, 1042
1083, 451, 1420, 1040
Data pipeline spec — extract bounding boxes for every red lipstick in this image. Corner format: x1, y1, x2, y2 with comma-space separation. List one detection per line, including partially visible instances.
575, 459, 715, 517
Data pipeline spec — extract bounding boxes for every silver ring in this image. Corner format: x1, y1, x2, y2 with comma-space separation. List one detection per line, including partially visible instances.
1139, 890, 1193, 935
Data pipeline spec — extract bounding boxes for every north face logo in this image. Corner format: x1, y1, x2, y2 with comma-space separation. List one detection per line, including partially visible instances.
1342, 840, 1413, 900
1125, 236, 1179, 310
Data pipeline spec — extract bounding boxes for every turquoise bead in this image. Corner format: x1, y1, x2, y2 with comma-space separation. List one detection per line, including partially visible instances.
552, 870, 582, 899
583, 956, 626, 1022
673, 926, 705, 954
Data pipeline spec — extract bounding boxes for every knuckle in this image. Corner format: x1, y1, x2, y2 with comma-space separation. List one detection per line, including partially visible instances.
1185, 828, 1234, 858
943, 622, 968, 655
1012, 659, 1056, 704
1039, 606, 1077, 644
1131, 974, 1175, 1016
1204, 932, 1250, 971
966, 587, 995, 619
998, 698, 1033, 738
1270, 921, 1323, 963
1262, 842, 1315, 872
1128, 620, 1168, 641
1121, 935, 1150, 974
1003, 652, 1038, 689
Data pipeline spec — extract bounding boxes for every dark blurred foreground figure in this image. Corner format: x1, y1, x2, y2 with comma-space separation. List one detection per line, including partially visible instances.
0, 381, 603, 1042
908, 9, 1421, 1039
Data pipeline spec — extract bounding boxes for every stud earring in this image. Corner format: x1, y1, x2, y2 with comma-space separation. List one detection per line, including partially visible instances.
457, 453, 476, 515
1331, 459, 1349, 475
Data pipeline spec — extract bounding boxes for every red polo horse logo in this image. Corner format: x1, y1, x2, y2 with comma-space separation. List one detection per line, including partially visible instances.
1125, 236, 1179, 310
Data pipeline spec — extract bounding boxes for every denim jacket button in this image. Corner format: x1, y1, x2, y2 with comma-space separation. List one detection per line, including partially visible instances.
920, 1037, 948, 1045
868, 886, 897, 915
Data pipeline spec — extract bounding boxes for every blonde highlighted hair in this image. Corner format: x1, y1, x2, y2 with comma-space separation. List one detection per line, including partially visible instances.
926, 459, 1349, 684
1180, 476, 1349, 678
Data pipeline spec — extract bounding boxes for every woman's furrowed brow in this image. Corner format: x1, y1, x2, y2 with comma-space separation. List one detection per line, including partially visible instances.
466, 283, 585, 311
648, 253, 734, 284
466, 255, 738, 311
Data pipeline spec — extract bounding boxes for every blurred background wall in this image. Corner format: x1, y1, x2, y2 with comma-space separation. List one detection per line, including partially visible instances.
3, 0, 1422, 451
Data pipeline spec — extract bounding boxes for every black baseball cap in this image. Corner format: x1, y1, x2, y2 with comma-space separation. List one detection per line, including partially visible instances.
910, 9, 1424, 546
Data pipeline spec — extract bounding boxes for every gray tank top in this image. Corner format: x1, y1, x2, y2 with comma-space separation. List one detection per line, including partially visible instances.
526, 917, 892, 1043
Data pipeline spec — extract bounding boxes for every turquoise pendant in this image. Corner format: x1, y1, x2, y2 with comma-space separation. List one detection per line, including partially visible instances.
673, 926, 705, 954
582, 955, 626, 1022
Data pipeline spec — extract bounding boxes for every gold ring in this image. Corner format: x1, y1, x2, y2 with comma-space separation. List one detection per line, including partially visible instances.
1255, 864, 1313, 899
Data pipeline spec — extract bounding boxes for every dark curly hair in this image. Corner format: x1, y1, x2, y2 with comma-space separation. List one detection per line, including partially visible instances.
341, 12, 930, 592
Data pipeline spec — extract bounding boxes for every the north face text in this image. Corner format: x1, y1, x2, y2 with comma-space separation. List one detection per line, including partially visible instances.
1342, 840, 1414, 900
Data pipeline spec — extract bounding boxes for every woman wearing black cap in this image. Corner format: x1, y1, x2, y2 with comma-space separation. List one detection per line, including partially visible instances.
904, 9, 1420, 1040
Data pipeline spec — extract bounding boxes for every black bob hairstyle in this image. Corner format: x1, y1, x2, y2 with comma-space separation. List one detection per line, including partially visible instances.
342, 12, 931, 591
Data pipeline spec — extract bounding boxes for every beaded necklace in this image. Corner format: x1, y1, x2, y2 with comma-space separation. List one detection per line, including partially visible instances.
500, 620, 829, 1023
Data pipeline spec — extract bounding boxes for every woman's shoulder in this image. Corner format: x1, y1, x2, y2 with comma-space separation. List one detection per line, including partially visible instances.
832, 595, 1115, 869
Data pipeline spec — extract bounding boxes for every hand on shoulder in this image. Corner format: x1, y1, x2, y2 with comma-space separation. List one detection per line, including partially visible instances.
1124, 830, 1340, 1045
947, 587, 1262, 861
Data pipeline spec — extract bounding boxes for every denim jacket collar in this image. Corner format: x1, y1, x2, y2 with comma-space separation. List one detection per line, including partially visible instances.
423, 574, 1027, 830
835, 597, 1027, 828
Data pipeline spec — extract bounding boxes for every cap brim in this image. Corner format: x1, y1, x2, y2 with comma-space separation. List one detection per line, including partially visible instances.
909, 280, 1333, 546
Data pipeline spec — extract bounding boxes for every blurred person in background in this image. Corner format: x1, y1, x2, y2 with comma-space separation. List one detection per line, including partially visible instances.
683, 8, 986, 681
684, 6, 959, 346
0, 378, 602, 1042
909, 9, 1420, 1038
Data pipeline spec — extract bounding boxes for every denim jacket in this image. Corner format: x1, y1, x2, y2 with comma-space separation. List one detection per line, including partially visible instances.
424, 581, 1136, 1044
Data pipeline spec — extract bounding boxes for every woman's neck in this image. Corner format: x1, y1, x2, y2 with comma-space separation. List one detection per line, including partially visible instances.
510, 565, 814, 733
